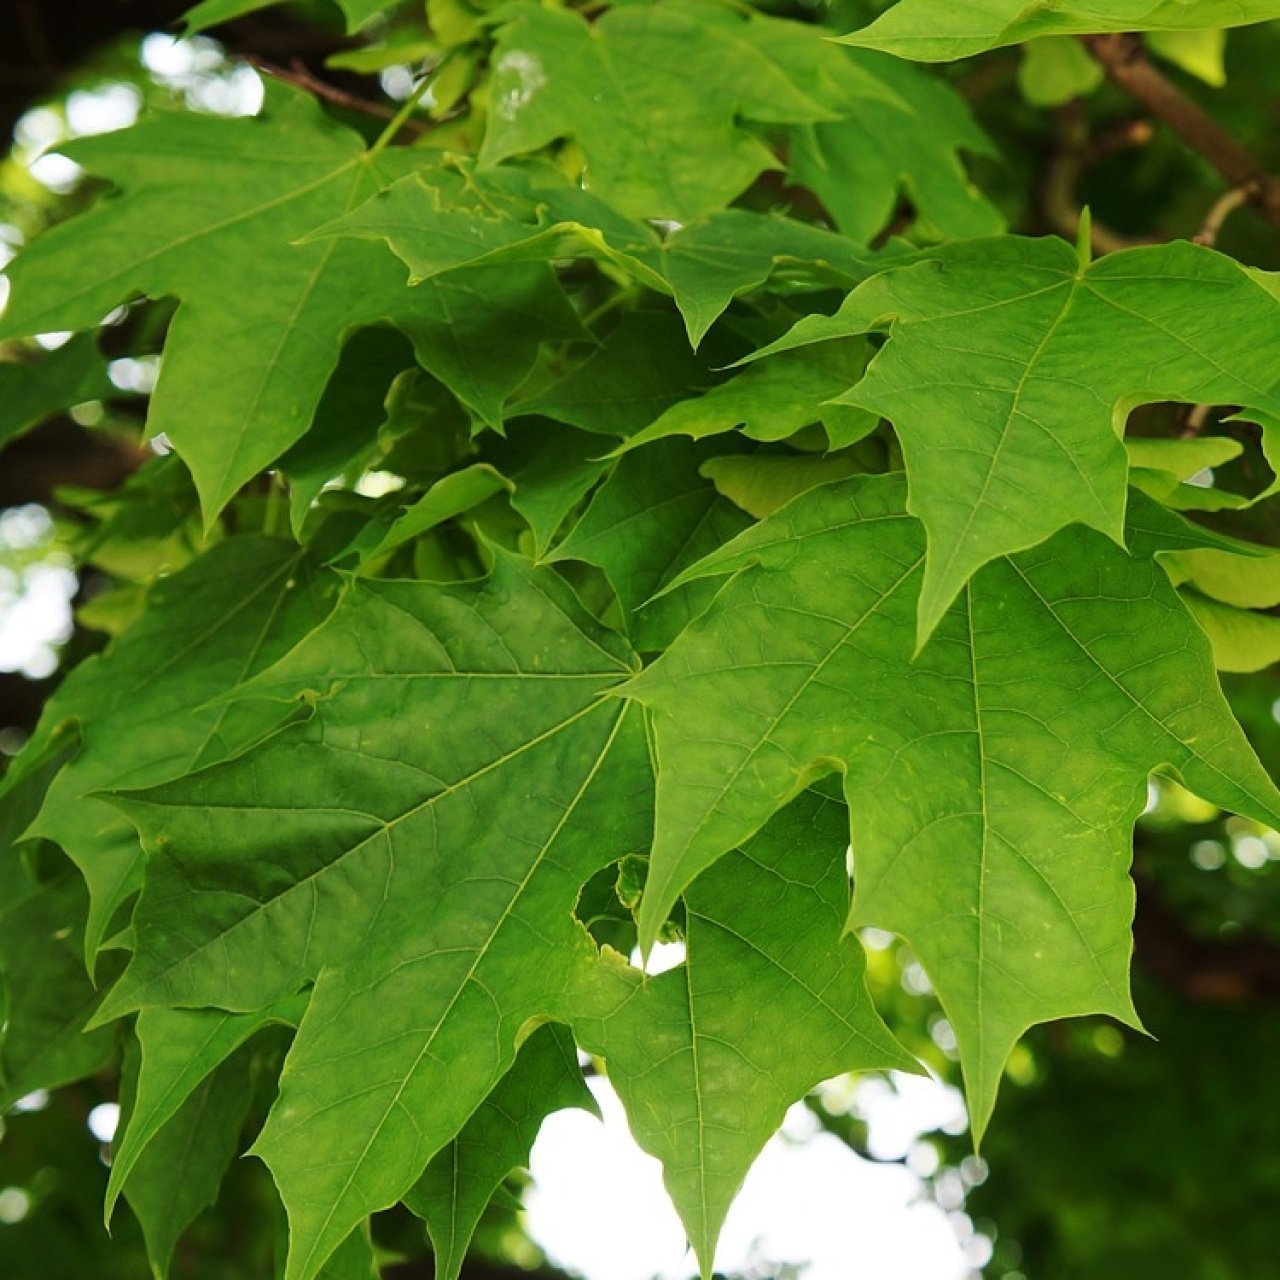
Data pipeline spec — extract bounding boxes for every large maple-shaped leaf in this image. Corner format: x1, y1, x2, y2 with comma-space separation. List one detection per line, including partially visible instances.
0, 87, 578, 520
478, 3, 838, 220
101, 555, 653, 1279
573, 791, 915, 1274
7, 537, 340, 961
629, 473, 1280, 1135
754, 236, 1280, 643
844, 1, 1280, 60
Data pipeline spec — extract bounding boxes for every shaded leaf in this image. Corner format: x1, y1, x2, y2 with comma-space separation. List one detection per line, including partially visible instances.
0, 335, 111, 450
404, 1023, 596, 1280
553, 439, 751, 652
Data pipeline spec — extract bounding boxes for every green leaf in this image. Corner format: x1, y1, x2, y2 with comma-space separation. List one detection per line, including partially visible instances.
0, 866, 117, 1107
1181, 591, 1280, 672
11, 537, 340, 962
700, 453, 869, 520
322, 169, 887, 347
479, 3, 838, 220
1147, 28, 1228, 86
279, 328, 417, 537
790, 50, 1003, 244
624, 342, 876, 454
552, 438, 752, 651
116, 1036, 256, 1279
1169, 545, 1280, 608
99, 555, 653, 1279
519, 312, 711, 438
1017, 38, 1106, 107
574, 791, 915, 1275
404, 1023, 596, 1280
628, 473, 1280, 1136
345, 464, 512, 568
754, 237, 1280, 644
107, 999, 305, 1225
486, 419, 616, 557
0, 89, 577, 521
0, 335, 111, 450
843, 0, 1280, 61
182, 0, 403, 34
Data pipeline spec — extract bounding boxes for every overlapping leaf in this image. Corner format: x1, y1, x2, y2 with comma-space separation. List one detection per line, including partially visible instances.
0, 86, 578, 520
404, 1024, 596, 1280
100, 554, 652, 1279
6, 537, 341, 961
754, 236, 1280, 642
790, 49, 1003, 243
573, 791, 916, 1274
479, 3, 838, 220
0, 335, 111, 450
629, 473, 1280, 1135
553, 438, 751, 652
317, 170, 885, 347
844, 0, 1280, 60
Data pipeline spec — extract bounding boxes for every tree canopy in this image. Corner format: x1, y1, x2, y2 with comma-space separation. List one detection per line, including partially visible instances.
1, 3, 1280, 1279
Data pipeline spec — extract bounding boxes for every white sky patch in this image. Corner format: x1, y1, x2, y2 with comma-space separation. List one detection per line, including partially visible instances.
0, 506, 77, 680
65, 83, 142, 136
87, 1102, 121, 1144
528, 1076, 973, 1280
628, 939, 686, 976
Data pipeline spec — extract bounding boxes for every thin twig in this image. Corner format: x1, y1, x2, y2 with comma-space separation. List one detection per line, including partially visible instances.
1081, 32, 1280, 227
1194, 184, 1253, 246
368, 74, 434, 155
246, 56, 430, 136
1180, 402, 1213, 439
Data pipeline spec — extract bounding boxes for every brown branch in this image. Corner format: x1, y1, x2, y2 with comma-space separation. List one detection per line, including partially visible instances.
1081, 32, 1280, 227
246, 57, 431, 135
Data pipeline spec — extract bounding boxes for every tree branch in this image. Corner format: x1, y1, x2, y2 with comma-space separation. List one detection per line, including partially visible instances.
246, 57, 431, 135
1081, 32, 1280, 227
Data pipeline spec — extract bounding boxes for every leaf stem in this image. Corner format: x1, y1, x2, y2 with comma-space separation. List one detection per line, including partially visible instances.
368, 76, 433, 156
263, 472, 288, 536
